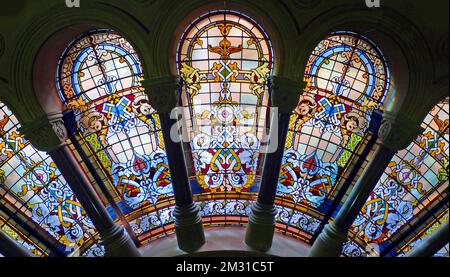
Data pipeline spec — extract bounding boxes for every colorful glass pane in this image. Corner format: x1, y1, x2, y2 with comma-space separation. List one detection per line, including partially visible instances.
0, 101, 96, 254
177, 10, 273, 219
275, 32, 390, 241
353, 97, 449, 254
82, 243, 105, 257
56, 30, 174, 241
342, 240, 367, 257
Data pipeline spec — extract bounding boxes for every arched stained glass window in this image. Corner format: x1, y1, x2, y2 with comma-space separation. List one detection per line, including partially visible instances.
0, 101, 96, 255
351, 97, 449, 256
56, 30, 175, 242
275, 32, 390, 242
177, 10, 273, 223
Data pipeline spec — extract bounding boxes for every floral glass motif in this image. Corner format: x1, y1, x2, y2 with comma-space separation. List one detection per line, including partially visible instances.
0, 101, 96, 254
56, 30, 174, 239
275, 32, 390, 241
353, 98, 449, 253
177, 11, 273, 219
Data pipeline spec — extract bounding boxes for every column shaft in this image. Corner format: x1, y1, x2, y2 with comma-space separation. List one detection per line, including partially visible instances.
62, 110, 140, 246
158, 112, 205, 252
257, 112, 291, 205
0, 230, 33, 257
406, 221, 449, 257
308, 112, 424, 257
335, 145, 395, 231
245, 76, 303, 252
49, 145, 141, 257
311, 110, 382, 242
143, 75, 205, 253
245, 112, 290, 252
308, 144, 395, 257
0, 203, 64, 256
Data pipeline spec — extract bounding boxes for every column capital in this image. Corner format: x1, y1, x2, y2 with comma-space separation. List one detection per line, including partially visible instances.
378, 111, 424, 151
270, 76, 305, 114
141, 75, 180, 114
19, 112, 67, 152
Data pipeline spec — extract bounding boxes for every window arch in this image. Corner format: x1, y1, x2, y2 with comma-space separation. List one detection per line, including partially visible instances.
56, 30, 175, 243
0, 101, 97, 255
350, 97, 449, 257
275, 32, 391, 242
177, 10, 274, 223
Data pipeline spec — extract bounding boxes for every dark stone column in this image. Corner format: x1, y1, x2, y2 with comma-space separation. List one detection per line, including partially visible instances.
20, 113, 141, 257
0, 230, 33, 257
142, 75, 205, 252
311, 110, 383, 242
245, 76, 305, 252
405, 221, 449, 257
308, 112, 424, 257
62, 110, 141, 246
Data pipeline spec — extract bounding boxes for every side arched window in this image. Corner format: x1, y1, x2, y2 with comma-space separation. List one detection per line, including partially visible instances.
276, 32, 391, 241
56, 30, 175, 242
0, 101, 96, 256
351, 97, 449, 256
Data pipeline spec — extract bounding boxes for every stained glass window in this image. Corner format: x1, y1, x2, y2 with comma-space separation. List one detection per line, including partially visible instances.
177, 10, 273, 224
350, 97, 449, 256
275, 32, 390, 242
0, 101, 97, 255
56, 30, 175, 243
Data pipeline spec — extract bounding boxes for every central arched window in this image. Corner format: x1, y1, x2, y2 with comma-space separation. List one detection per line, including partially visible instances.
177, 10, 274, 224
275, 32, 391, 242
56, 30, 175, 244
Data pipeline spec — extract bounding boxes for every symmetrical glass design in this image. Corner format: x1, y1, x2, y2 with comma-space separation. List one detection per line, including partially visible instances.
177, 10, 273, 222
351, 97, 449, 255
0, 10, 443, 257
56, 30, 175, 242
275, 32, 390, 241
0, 101, 96, 255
